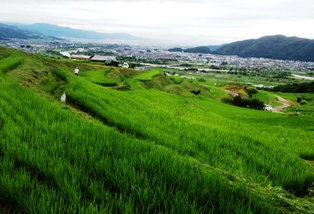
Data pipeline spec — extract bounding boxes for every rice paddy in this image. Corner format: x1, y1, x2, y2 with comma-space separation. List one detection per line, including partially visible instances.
0, 46, 314, 213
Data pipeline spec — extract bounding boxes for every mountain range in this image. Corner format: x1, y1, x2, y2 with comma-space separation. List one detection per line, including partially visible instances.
0, 23, 55, 40
1, 22, 146, 41
169, 35, 314, 62
1, 22, 314, 62
215, 35, 314, 62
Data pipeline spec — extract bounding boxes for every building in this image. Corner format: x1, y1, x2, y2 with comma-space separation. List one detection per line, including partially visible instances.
90, 55, 117, 63
70, 55, 92, 60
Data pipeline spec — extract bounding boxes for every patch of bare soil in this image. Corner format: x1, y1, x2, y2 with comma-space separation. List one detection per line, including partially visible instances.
272, 96, 294, 113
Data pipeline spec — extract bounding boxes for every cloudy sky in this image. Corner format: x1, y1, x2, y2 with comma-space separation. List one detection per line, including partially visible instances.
1, 0, 314, 46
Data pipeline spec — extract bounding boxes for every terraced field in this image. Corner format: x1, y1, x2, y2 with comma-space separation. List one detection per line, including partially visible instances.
0, 46, 314, 213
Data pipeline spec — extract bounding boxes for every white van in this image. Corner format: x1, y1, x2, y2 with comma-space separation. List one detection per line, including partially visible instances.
264, 104, 273, 111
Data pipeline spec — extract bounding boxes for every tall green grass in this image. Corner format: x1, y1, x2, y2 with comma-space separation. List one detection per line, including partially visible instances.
79, 69, 117, 86
0, 68, 277, 213
54, 68, 314, 193
0, 54, 23, 73
252, 90, 281, 106
170, 75, 184, 84
1, 48, 313, 213
134, 69, 160, 81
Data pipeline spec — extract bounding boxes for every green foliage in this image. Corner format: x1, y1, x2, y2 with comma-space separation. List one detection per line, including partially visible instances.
53, 69, 314, 192
0, 69, 277, 214
252, 91, 281, 107
271, 82, 314, 93
245, 86, 259, 95
134, 69, 161, 82
222, 95, 265, 110
1, 46, 314, 213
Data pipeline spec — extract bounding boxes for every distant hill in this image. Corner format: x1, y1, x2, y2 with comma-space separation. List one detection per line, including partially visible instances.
168, 45, 222, 54
10, 23, 146, 41
215, 35, 314, 62
208, 45, 222, 51
168, 46, 214, 54
0, 23, 49, 40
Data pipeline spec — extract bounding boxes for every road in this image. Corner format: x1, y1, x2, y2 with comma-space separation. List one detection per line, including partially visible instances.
292, 74, 314, 80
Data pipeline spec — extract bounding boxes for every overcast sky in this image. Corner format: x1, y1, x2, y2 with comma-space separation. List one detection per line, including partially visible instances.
1, 0, 314, 46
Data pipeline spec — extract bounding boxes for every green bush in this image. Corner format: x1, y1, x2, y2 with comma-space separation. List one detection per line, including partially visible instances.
245, 86, 259, 95
223, 95, 264, 110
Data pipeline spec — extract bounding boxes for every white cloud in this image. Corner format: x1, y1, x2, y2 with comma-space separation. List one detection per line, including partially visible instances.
1, 0, 313, 45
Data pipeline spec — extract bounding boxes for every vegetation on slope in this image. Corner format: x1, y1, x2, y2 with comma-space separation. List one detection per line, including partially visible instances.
1, 46, 314, 213
1, 75, 277, 213
271, 81, 314, 93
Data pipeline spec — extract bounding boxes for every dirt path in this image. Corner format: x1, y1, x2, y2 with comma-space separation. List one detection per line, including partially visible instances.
272, 96, 293, 113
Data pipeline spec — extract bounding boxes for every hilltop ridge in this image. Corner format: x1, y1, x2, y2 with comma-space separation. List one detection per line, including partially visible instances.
215, 35, 314, 62
169, 35, 314, 62
5, 22, 147, 41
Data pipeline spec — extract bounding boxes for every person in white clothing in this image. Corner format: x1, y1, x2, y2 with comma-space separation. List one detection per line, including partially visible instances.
60, 91, 66, 102
74, 67, 79, 75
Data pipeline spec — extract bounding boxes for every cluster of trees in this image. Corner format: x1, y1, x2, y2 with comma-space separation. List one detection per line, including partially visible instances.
222, 95, 264, 110
271, 82, 314, 93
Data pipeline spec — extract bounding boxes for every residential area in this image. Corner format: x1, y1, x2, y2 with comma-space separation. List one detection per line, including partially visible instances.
1, 38, 314, 73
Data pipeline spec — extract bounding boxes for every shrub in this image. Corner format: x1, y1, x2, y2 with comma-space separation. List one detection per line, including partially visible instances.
222, 95, 264, 110
245, 86, 259, 95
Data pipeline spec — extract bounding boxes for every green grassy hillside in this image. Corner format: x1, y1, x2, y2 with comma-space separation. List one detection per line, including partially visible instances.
1, 46, 314, 213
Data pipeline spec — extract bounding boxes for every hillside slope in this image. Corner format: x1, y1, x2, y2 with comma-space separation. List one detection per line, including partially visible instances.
1, 46, 314, 213
215, 35, 314, 62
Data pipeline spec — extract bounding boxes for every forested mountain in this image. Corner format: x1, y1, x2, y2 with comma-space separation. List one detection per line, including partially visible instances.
215, 35, 314, 62
169, 35, 314, 62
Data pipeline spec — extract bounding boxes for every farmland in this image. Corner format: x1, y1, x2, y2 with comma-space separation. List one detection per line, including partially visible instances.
0, 46, 314, 213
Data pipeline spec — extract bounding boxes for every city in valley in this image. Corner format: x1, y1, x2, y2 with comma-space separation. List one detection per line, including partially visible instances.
1, 38, 314, 85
